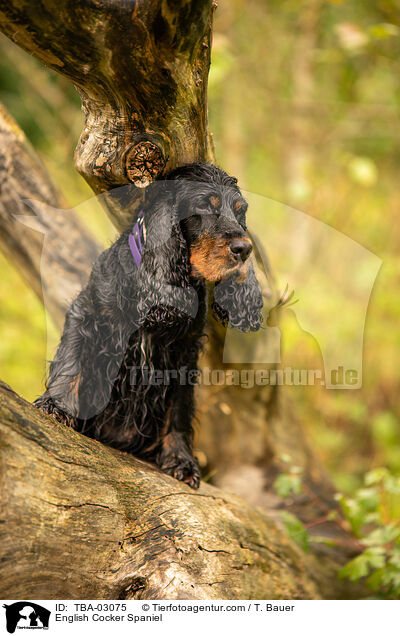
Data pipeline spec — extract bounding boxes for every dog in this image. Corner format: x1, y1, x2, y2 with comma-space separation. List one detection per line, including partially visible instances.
35, 163, 263, 488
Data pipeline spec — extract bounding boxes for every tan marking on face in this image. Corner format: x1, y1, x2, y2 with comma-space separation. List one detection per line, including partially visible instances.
209, 195, 221, 209
234, 200, 243, 212
190, 234, 231, 281
190, 233, 251, 282
234, 259, 250, 282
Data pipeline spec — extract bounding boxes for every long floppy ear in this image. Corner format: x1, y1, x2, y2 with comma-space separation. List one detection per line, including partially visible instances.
134, 180, 199, 328
212, 259, 263, 332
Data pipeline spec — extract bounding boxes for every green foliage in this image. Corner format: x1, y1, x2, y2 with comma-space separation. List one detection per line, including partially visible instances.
275, 462, 400, 598
337, 468, 400, 598
274, 461, 310, 553
280, 511, 310, 553
273, 463, 303, 498
273, 455, 304, 498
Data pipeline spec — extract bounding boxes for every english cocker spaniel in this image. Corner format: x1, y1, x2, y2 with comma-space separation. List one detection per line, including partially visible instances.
35, 163, 263, 488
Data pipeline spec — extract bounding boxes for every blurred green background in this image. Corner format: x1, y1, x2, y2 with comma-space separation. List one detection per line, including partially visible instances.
0, 0, 400, 497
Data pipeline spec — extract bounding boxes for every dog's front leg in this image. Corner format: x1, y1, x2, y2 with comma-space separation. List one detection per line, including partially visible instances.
156, 383, 201, 489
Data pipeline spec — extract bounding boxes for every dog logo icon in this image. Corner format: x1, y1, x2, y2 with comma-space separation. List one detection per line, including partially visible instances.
3, 602, 50, 634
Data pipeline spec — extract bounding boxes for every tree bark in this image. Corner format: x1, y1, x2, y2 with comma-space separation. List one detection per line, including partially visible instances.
0, 0, 364, 599
0, 381, 319, 600
0, 103, 100, 327
0, 0, 215, 229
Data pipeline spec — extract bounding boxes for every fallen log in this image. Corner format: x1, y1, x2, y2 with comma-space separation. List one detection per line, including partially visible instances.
0, 381, 318, 600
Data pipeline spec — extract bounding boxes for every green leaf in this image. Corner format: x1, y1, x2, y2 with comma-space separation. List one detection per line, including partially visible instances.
355, 487, 379, 512
389, 548, 400, 568
385, 474, 400, 496
273, 473, 302, 498
339, 554, 370, 581
336, 495, 365, 536
363, 547, 386, 569
367, 568, 386, 591
339, 548, 385, 581
362, 528, 387, 547
365, 468, 389, 486
280, 511, 310, 553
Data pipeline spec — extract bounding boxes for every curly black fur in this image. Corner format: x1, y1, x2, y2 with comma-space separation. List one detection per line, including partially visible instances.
35, 163, 263, 488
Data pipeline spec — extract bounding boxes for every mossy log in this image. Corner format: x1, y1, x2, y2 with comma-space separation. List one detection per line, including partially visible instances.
0, 381, 319, 600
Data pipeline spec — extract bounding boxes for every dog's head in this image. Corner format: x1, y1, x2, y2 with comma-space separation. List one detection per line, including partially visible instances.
169, 164, 252, 283
142, 163, 263, 332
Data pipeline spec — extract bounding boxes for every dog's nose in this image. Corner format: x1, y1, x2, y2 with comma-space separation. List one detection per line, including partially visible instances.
229, 239, 252, 262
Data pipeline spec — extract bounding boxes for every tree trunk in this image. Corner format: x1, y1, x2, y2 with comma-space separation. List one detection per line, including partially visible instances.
0, 0, 215, 229
0, 0, 364, 599
0, 103, 100, 327
285, 0, 322, 207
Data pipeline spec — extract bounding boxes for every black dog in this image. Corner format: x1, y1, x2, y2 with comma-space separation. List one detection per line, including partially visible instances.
35, 163, 263, 488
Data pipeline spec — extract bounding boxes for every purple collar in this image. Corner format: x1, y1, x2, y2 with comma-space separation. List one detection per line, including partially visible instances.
128, 209, 146, 268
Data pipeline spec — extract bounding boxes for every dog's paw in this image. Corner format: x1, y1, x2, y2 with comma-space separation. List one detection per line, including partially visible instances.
157, 451, 201, 490
34, 396, 75, 427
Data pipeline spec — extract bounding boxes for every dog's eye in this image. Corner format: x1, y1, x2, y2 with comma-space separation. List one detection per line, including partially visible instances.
196, 198, 210, 213
209, 195, 221, 210
233, 199, 248, 214
233, 199, 248, 228
196, 197, 221, 216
